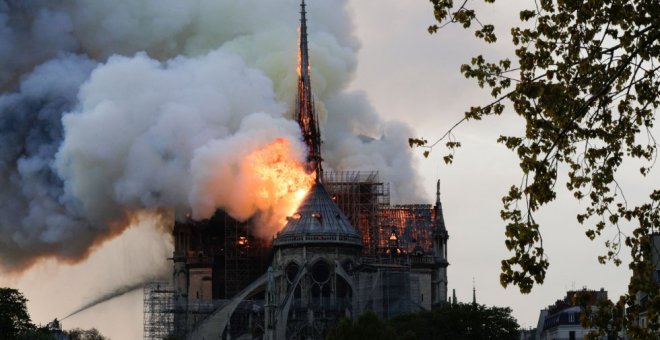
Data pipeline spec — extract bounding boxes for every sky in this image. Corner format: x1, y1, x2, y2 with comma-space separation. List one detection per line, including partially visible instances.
0, 1, 657, 339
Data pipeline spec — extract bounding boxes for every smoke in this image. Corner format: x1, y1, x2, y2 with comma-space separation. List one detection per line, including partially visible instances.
323, 91, 425, 203
56, 51, 301, 220
0, 0, 425, 272
0, 54, 98, 268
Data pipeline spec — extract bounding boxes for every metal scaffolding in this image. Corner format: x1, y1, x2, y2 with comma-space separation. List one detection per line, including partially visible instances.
205, 212, 272, 299
222, 214, 255, 299
323, 171, 390, 255
172, 211, 270, 301
354, 264, 421, 320
143, 282, 176, 340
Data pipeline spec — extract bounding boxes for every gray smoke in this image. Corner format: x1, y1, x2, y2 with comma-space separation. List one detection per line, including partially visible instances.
0, 54, 98, 268
0, 0, 425, 272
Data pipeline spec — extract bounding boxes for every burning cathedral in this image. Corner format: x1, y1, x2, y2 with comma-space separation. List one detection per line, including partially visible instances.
143, 2, 449, 339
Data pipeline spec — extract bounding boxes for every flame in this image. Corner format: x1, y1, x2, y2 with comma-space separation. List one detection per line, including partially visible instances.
237, 236, 248, 246
297, 43, 302, 77
243, 138, 315, 236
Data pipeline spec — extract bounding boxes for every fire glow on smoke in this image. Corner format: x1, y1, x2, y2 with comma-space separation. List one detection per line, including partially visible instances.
244, 138, 315, 236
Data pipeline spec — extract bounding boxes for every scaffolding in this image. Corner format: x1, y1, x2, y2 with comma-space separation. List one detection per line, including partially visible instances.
206, 212, 271, 299
323, 171, 390, 255
222, 214, 256, 299
378, 204, 434, 254
143, 282, 176, 340
354, 263, 422, 320
173, 211, 270, 301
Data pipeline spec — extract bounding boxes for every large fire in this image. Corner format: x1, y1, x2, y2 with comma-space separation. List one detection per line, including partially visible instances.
244, 138, 315, 237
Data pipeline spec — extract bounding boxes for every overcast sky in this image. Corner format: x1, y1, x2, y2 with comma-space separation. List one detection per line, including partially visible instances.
1, 1, 658, 339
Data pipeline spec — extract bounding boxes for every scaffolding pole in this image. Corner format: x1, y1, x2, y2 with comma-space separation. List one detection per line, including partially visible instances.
323, 171, 390, 255
143, 282, 176, 340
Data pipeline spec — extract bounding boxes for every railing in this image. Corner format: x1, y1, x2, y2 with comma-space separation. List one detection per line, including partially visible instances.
273, 232, 362, 247
360, 255, 436, 267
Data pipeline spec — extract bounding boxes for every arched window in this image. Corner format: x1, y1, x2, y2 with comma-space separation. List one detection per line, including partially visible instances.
285, 262, 300, 284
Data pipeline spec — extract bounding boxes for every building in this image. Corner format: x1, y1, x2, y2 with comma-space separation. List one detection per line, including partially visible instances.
535, 288, 615, 340
633, 232, 660, 330
519, 327, 537, 340
143, 1, 450, 339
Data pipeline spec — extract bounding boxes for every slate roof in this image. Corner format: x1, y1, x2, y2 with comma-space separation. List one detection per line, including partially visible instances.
273, 181, 362, 248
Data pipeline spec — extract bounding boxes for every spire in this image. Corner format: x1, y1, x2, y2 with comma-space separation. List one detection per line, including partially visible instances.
300, 0, 310, 82
472, 277, 477, 305
434, 179, 447, 233
295, 0, 323, 180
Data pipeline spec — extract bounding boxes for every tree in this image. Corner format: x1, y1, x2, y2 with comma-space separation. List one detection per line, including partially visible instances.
326, 303, 519, 340
0, 288, 108, 340
389, 303, 519, 340
326, 310, 398, 340
16, 327, 56, 340
0, 287, 36, 339
64, 328, 109, 340
411, 0, 659, 336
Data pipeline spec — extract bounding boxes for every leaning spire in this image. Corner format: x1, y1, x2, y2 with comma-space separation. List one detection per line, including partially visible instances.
295, 0, 323, 181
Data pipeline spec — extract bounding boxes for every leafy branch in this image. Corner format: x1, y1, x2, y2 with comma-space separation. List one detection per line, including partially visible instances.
416, 0, 660, 336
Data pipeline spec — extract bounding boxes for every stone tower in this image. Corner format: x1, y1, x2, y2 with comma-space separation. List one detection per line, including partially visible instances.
270, 182, 362, 339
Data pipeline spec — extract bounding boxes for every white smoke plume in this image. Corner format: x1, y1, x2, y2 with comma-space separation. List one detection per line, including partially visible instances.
0, 0, 425, 271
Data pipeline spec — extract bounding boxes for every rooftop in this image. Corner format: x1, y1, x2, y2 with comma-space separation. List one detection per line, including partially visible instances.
273, 181, 362, 248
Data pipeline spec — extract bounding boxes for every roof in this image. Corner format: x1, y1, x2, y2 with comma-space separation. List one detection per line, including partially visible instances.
273, 181, 362, 248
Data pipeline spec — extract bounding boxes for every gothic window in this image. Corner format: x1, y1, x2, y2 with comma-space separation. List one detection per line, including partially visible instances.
311, 261, 331, 283
286, 262, 300, 284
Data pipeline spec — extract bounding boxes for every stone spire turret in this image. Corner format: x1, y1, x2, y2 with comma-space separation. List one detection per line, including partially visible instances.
432, 179, 450, 306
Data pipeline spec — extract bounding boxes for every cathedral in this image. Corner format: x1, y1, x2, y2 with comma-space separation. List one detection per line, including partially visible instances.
143, 2, 449, 339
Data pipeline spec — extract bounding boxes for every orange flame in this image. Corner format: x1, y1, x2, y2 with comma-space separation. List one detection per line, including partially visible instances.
244, 138, 315, 237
